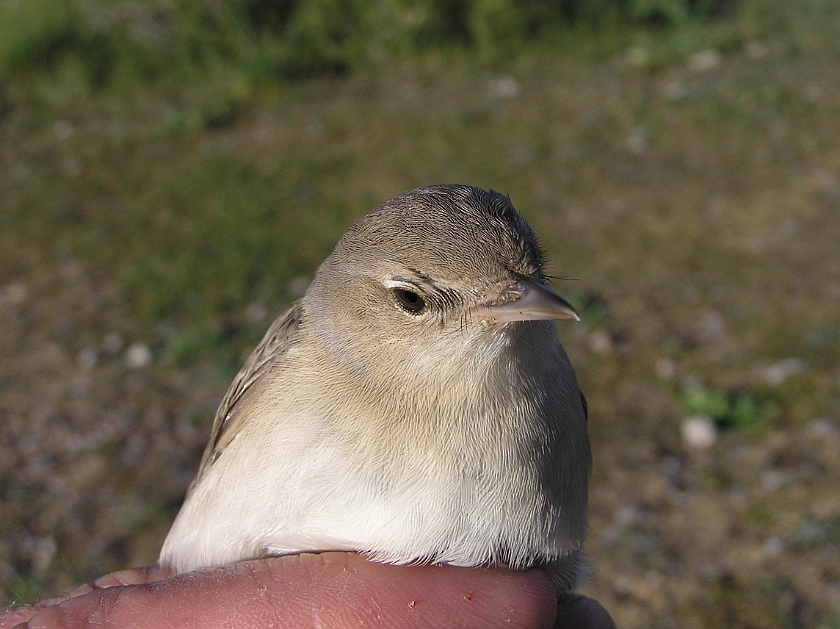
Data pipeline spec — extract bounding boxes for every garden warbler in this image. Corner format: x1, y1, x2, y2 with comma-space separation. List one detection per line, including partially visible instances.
159, 185, 591, 592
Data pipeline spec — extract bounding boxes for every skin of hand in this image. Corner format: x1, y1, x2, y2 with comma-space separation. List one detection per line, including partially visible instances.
160, 185, 592, 593
0, 553, 616, 629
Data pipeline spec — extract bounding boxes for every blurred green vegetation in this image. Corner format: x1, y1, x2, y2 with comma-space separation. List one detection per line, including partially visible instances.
0, 0, 732, 90
2, 0, 839, 380
680, 385, 778, 430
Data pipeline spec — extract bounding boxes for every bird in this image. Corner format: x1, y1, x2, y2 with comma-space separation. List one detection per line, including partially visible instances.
159, 184, 591, 593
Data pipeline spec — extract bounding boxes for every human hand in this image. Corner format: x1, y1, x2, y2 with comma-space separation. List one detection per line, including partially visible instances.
0, 552, 615, 629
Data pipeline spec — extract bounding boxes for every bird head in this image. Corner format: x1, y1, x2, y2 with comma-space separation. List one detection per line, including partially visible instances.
303, 185, 579, 381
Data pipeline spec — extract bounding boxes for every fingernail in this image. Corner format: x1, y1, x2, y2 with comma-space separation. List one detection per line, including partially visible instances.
94, 569, 141, 587
64, 585, 94, 598
93, 566, 176, 587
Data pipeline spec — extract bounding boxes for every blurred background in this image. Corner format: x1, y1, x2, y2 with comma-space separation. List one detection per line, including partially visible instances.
1, 0, 840, 626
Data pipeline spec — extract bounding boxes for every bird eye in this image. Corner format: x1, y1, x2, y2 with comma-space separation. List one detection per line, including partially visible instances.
393, 288, 426, 314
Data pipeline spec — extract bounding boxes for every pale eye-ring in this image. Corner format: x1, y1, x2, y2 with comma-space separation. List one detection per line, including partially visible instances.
392, 288, 427, 314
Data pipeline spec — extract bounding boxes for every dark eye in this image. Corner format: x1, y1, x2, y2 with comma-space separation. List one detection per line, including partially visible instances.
393, 288, 426, 314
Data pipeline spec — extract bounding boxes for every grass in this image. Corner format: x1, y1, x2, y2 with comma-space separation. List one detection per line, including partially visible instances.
680, 385, 778, 430
2, 0, 840, 626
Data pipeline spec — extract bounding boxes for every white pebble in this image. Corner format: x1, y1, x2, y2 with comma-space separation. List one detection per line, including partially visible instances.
125, 343, 152, 368
492, 76, 520, 98
682, 415, 718, 450
688, 49, 722, 73
764, 358, 807, 386
3, 282, 27, 305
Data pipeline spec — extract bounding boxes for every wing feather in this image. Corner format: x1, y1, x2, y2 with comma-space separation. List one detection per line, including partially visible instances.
189, 300, 304, 489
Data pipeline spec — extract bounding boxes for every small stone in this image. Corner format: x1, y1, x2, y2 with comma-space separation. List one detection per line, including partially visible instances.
626, 128, 648, 155
659, 616, 677, 629
598, 524, 622, 546
589, 330, 613, 356
763, 537, 785, 558
615, 503, 649, 527
118, 433, 147, 468
698, 563, 729, 582
696, 311, 726, 341
612, 575, 632, 597
681, 373, 703, 390
688, 49, 722, 73
492, 76, 520, 98
76, 347, 99, 370
644, 570, 663, 586
781, 218, 798, 237
59, 259, 83, 280
795, 520, 830, 546
682, 415, 718, 450
746, 41, 769, 60
804, 84, 822, 103
661, 455, 683, 485
762, 470, 784, 491
53, 120, 74, 139
246, 302, 268, 323
664, 80, 687, 101
125, 343, 152, 368
764, 358, 807, 386
3, 282, 27, 305
602, 198, 626, 218
655, 358, 676, 380
32, 537, 57, 573
103, 332, 124, 354
806, 417, 840, 438
62, 157, 82, 177
175, 418, 200, 447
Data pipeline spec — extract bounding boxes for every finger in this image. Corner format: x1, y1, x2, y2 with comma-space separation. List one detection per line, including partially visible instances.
0, 568, 175, 629
13, 552, 558, 629
0, 586, 96, 629
555, 594, 617, 629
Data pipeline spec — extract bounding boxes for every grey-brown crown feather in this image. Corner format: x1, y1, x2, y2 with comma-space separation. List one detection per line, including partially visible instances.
336, 185, 545, 282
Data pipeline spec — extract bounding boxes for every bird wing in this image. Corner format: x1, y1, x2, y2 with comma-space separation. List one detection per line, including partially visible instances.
189, 300, 304, 490
579, 390, 588, 422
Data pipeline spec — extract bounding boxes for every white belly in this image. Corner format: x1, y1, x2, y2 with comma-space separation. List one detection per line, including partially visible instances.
160, 411, 568, 573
